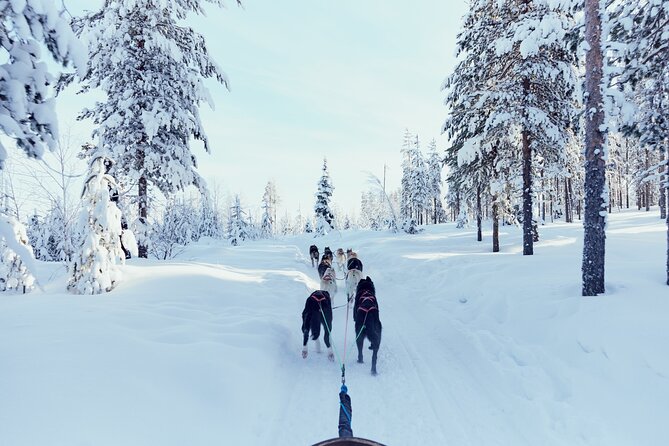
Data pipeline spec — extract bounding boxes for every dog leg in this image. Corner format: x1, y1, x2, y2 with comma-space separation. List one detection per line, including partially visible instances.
356, 336, 364, 363
302, 330, 310, 358
327, 346, 334, 362
371, 348, 378, 375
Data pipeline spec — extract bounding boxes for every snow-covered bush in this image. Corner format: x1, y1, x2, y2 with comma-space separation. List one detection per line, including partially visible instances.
68, 154, 124, 294
0, 214, 37, 293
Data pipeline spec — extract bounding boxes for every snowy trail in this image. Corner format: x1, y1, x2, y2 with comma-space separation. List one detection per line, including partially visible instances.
1, 210, 669, 445
259, 229, 577, 445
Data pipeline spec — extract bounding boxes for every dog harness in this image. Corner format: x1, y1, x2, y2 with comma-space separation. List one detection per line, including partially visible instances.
311, 291, 329, 303
357, 292, 378, 314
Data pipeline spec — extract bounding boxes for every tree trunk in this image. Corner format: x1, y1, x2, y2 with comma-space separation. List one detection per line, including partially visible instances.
664, 138, 669, 285
492, 198, 499, 253
608, 175, 612, 213
564, 178, 570, 222
454, 192, 460, 222
137, 145, 148, 258
522, 77, 533, 256
645, 148, 651, 212
476, 184, 482, 242
582, 0, 606, 296
625, 138, 630, 208
540, 170, 546, 224
660, 147, 666, 219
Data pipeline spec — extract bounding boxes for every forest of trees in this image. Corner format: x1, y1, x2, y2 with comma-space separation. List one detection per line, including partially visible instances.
0, 0, 667, 295
443, 0, 668, 294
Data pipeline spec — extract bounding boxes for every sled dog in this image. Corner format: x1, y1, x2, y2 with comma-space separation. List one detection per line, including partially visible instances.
354, 276, 382, 375
335, 248, 346, 272
309, 245, 319, 267
301, 290, 334, 361
320, 267, 338, 302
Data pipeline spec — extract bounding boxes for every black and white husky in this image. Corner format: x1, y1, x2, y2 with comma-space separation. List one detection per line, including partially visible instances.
301, 290, 334, 361
354, 277, 382, 375
345, 251, 363, 302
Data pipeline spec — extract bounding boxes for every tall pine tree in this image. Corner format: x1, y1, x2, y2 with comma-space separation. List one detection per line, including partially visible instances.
64, 0, 238, 257
426, 139, 445, 224
582, 0, 608, 295
612, 0, 669, 285
314, 158, 334, 236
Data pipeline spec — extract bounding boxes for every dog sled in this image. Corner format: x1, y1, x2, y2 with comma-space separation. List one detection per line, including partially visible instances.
311, 385, 385, 446
313, 438, 385, 445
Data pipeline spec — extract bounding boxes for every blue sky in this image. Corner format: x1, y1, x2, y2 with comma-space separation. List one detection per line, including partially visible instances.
59, 0, 468, 219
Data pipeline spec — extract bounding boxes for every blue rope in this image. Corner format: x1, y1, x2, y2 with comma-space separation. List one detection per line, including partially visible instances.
340, 384, 352, 424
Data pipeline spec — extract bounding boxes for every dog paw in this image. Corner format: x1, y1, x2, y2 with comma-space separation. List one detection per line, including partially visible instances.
371, 369, 377, 376
328, 352, 335, 362
302, 350, 308, 359
357, 358, 363, 364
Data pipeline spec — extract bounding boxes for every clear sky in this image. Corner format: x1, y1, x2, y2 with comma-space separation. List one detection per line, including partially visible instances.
59, 0, 469, 219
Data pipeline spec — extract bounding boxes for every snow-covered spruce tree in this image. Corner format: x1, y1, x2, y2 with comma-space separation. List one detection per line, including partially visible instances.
304, 219, 313, 233
365, 172, 399, 232
1, 1, 83, 280
293, 209, 305, 235
197, 194, 224, 239
399, 129, 414, 223
39, 205, 74, 262
611, 0, 669, 284
0, 0, 84, 166
262, 181, 279, 235
26, 211, 64, 262
314, 158, 334, 236
426, 139, 445, 224
581, 0, 608, 296
26, 213, 47, 260
68, 153, 124, 294
64, 0, 240, 258
443, 0, 508, 249
359, 191, 373, 228
399, 131, 428, 232
455, 207, 470, 229
0, 214, 37, 293
227, 195, 250, 246
489, 0, 578, 255
260, 200, 273, 239
607, 133, 636, 212
409, 136, 430, 225
150, 197, 197, 259
277, 211, 292, 236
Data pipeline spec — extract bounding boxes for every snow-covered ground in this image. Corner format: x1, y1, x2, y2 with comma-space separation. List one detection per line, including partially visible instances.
1, 209, 667, 446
